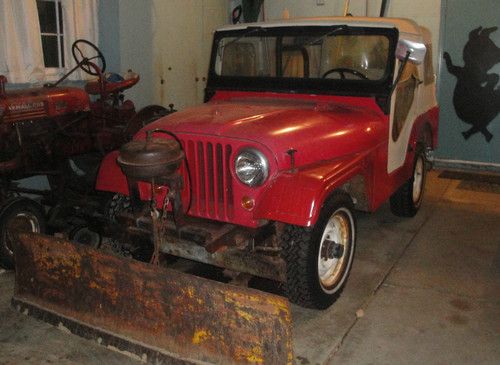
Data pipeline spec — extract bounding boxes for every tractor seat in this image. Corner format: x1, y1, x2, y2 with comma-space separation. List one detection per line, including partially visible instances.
85, 73, 139, 95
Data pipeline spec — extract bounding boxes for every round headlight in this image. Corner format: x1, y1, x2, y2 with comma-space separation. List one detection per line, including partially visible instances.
234, 149, 269, 187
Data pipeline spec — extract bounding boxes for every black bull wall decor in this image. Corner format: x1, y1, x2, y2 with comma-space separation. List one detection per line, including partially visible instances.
443, 26, 500, 142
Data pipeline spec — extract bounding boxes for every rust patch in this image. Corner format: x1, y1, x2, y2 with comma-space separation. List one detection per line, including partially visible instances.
446, 314, 468, 325
296, 356, 311, 365
13, 233, 293, 364
449, 298, 472, 312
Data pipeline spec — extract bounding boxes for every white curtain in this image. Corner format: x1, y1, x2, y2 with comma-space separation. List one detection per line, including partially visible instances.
61, 0, 99, 80
0, 0, 99, 83
0, 0, 45, 83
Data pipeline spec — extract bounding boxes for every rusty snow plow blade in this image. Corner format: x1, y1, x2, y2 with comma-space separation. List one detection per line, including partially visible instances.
12, 233, 293, 364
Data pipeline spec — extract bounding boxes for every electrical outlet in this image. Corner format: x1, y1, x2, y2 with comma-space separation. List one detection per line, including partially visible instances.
316, 0, 325, 5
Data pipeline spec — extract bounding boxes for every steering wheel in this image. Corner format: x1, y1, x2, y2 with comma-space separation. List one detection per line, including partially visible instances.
322, 67, 368, 80
72, 39, 106, 76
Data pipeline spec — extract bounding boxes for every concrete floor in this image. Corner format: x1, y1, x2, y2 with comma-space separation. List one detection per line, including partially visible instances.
0, 170, 499, 365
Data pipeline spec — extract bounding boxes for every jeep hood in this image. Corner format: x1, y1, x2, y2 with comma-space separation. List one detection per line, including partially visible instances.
146, 95, 388, 167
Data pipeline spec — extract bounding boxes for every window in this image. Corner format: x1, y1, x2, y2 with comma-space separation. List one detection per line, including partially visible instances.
0, 0, 98, 83
37, 0, 65, 69
215, 33, 390, 81
423, 43, 434, 85
392, 62, 419, 141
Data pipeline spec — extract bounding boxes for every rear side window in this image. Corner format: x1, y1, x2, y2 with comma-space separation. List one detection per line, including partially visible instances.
423, 43, 434, 85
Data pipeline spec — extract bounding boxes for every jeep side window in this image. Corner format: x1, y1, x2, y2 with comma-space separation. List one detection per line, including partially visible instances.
392, 61, 419, 141
423, 43, 434, 85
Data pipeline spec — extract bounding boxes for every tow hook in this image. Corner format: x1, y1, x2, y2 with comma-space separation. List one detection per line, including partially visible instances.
321, 239, 344, 260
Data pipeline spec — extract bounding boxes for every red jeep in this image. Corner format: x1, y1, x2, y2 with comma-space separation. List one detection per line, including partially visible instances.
96, 17, 438, 309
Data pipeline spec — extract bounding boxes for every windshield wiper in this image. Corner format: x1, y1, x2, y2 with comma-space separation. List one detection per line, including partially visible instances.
304, 25, 350, 46
219, 26, 265, 51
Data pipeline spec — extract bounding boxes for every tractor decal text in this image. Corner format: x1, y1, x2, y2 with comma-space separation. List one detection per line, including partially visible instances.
8, 101, 45, 112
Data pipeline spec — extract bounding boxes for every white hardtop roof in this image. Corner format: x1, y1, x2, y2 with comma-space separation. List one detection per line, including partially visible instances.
216, 16, 424, 41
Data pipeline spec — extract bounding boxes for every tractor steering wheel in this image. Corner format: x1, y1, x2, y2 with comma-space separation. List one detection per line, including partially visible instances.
72, 39, 106, 76
322, 67, 368, 80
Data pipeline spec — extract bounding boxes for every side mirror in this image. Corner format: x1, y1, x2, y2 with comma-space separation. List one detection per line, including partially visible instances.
396, 38, 426, 64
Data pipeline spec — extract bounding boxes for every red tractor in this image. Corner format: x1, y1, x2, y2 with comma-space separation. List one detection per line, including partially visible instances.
0, 40, 172, 269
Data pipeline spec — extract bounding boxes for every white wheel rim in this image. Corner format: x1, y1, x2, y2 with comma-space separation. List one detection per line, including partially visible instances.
412, 156, 424, 204
4, 212, 40, 255
317, 207, 354, 293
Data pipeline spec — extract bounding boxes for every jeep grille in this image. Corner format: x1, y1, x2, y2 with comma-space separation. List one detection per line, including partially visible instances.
183, 138, 234, 221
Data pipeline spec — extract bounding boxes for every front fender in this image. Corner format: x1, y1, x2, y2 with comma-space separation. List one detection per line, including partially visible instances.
95, 150, 128, 195
253, 153, 370, 227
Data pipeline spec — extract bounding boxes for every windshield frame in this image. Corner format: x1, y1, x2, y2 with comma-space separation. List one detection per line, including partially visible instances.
206, 25, 399, 99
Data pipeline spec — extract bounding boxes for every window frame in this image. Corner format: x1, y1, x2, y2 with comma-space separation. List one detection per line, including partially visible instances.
37, 0, 65, 79
208, 26, 398, 98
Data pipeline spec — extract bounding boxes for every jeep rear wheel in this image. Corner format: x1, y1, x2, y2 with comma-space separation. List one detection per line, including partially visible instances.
390, 145, 426, 217
0, 198, 46, 269
281, 192, 356, 309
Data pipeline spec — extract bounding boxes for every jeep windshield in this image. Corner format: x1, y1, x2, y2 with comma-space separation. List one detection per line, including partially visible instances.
207, 26, 398, 97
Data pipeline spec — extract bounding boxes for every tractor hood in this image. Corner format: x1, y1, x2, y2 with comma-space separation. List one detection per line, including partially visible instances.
1, 86, 90, 123
145, 93, 388, 168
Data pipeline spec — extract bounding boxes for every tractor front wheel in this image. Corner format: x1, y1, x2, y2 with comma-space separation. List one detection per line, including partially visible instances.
0, 198, 46, 269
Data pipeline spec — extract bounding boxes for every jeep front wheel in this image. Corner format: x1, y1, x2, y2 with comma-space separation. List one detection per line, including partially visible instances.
281, 192, 356, 309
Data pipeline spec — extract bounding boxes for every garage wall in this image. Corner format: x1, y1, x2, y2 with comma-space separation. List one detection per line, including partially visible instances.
151, 0, 228, 110
436, 0, 500, 170
98, 0, 228, 111
97, 0, 120, 73
98, 0, 155, 109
